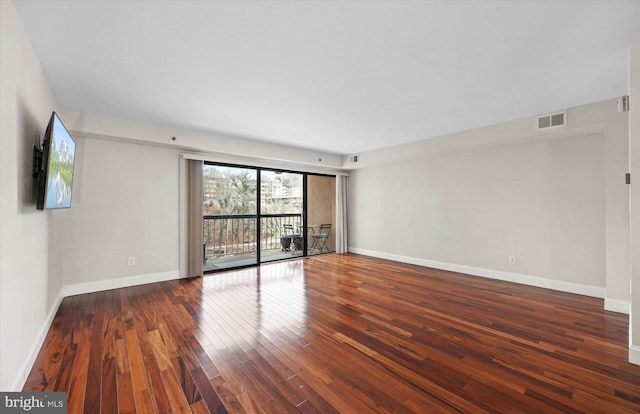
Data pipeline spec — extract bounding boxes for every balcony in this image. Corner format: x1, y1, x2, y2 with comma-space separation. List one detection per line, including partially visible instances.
204, 213, 330, 272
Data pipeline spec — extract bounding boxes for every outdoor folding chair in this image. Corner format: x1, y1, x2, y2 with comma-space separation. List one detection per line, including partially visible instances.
310, 223, 331, 252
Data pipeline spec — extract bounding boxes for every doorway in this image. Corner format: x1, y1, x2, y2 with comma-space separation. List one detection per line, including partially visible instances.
202, 163, 335, 272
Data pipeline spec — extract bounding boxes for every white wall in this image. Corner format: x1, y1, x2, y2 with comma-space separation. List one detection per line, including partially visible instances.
629, 44, 640, 365
0, 1, 63, 391
60, 137, 181, 291
349, 98, 629, 303
60, 110, 345, 170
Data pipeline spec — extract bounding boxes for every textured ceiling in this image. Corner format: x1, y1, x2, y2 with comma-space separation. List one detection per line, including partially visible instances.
12, 0, 640, 155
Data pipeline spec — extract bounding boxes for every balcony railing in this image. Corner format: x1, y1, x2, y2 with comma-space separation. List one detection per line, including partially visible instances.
203, 213, 302, 263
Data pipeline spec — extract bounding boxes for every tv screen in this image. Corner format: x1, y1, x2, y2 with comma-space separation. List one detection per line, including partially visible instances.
36, 112, 76, 210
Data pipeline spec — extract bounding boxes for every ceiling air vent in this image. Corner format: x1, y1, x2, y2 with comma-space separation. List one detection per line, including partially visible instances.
536, 111, 566, 130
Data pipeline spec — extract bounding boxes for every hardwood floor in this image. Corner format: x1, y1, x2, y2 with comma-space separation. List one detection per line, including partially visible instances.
24, 253, 640, 413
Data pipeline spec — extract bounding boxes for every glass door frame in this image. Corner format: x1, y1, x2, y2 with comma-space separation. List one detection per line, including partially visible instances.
204, 161, 334, 273
203, 163, 259, 271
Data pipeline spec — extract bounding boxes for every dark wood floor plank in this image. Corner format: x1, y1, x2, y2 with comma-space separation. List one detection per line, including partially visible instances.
210, 375, 248, 414
50, 295, 83, 393
182, 329, 221, 380
83, 291, 105, 414
124, 317, 154, 414
22, 253, 640, 413
159, 316, 204, 404
141, 351, 172, 414
101, 356, 118, 414
159, 368, 192, 413
115, 336, 137, 414
201, 345, 248, 398
190, 400, 212, 414
101, 290, 119, 414
23, 291, 85, 391
67, 292, 97, 414
234, 390, 266, 414
190, 367, 228, 414
23, 322, 66, 392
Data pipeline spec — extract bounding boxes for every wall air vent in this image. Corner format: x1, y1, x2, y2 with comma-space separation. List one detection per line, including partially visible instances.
348, 154, 359, 164
536, 111, 566, 130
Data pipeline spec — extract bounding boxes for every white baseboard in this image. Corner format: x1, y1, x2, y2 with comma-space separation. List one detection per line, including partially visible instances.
630, 344, 640, 366
349, 247, 606, 299
8, 288, 65, 391
62, 270, 180, 297
604, 297, 631, 314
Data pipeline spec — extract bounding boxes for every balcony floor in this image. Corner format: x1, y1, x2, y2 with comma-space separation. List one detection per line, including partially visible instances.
204, 248, 329, 272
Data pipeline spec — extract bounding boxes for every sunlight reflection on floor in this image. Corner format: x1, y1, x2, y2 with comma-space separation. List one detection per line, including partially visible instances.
199, 260, 309, 349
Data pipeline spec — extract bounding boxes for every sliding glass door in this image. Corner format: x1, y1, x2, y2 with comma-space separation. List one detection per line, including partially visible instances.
203, 164, 258, 271
202, 162, 335, 272
260, 170, 304, 263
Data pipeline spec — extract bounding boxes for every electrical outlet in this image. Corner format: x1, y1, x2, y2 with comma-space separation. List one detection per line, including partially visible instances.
128, 257, 136, 266
508, 256, 517, 265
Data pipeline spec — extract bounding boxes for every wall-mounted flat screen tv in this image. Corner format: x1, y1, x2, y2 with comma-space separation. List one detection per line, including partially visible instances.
34, 112, 76, 210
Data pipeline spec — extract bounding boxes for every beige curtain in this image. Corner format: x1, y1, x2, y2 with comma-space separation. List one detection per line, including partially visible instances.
186, 159, 204, 277
335, 174, 348, 254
